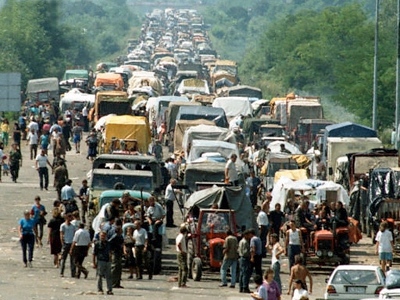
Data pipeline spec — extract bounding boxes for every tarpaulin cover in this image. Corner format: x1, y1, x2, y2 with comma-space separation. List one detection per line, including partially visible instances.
94, 73, 124, 89
104, 115, 151, 153
187, 139, 240, 164
368, 167, 400, 219
212, 97, 253, 118
176, 105, 229, 128
166, 101, 201, 132
184, 185, 255, 232
182, 124, 236, 155
173, 119, 215, 153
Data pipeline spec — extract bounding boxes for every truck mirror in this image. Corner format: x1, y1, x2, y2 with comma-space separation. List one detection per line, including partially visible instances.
328, 167, 333, 176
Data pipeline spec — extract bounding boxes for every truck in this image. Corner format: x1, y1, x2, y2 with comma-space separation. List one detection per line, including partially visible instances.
26, 77, 60, 102
325, 137, 383, 181
296, 118, 334, 153
89, 90, 130, 123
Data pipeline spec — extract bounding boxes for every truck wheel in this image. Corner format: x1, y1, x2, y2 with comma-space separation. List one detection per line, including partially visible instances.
187, 240, 194, 279
192, 257, 202, 281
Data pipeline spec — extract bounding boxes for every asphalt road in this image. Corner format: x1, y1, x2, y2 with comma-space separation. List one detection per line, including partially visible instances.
0, 136, 382, 299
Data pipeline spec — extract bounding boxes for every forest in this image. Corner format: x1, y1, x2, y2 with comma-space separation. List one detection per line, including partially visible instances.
0, 0, 397, 129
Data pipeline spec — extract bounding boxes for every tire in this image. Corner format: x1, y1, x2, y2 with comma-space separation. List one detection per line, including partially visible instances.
187, 240, 194, 279
192, 257, 202, 281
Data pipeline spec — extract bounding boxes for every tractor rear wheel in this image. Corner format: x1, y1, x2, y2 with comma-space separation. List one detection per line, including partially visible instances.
192, 257, 202, 281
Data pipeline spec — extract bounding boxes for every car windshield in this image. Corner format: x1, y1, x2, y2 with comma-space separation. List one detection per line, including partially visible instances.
92, 174, 152, 191
332, 270, 381, 285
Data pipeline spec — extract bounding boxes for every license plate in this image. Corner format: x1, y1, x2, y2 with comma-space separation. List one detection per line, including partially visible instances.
347, 286, 366, 293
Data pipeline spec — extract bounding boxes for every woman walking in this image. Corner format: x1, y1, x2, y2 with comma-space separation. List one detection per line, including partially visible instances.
13, 122, 21, 148
1, 118, 10, 147
18, 210, 37, 267
47, 207, 64, 268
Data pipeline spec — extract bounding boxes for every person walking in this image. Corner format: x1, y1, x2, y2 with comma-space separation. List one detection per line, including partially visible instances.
164, 178, 181, 227
30, 196, 47, 247
13, 123, 21, 148
285, 220, 304, 271
264, 268, 282, 300
219, 229, 238, 288
251, 274, 268, 300
176, 225, 188, 288
238, 230, 252, 293
18, 210, 37, 267
292, 279, 309, 300
375, 221, 394, 272
93, 231, 113, 295
35, 149, 52, 190
39, 131, 50, 155
82, 104, 89, 132
60, 213, 77, 277
256, 205, 269, 257
225, 153, 239, 186
287, 255, 313, 295
269, 203, 284, 239
133, 220, 148, 280
53, 161, 68, 200
1, 118, 10, 147
27, 128, 39, 160
47, 207, 64, 268
269, 233, 284, 292
78, 179, 89, 224
71, 122, 83, 153
70, 222, 91, 279
249, 228, 263, 277
110, 226, 125, 288
86, 131, 98, 161
124, 226, 136, 279
9, 143, 22, 183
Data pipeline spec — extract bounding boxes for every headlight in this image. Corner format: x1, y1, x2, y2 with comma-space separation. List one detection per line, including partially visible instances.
394, 229, 399, 236
327, 251, 334, 257
316, 250, 322, 257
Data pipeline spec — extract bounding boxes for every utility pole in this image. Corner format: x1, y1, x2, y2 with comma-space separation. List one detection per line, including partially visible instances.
396, 0, 400, 149
372, 0, 379, 131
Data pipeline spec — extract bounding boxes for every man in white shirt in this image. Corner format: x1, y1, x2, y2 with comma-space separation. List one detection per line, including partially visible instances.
256, 205, 269, 257
70, 223, 91, 279
176, 226, 188, 288
225, 154, 238, 186
27, 128, 39, 160
165, 178, 181, 227
82, 105, 89, 132
35, 149, 52, 190
133, 220, 148, 280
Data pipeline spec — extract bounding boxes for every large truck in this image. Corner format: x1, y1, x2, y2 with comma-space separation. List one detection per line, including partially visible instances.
26, 77, 60, 102
89, 90, 130, 123
326, 137, 383, 181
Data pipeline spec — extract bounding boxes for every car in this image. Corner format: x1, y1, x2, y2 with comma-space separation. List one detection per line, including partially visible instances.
379, 270, 400, 300
324, 265, 385, 300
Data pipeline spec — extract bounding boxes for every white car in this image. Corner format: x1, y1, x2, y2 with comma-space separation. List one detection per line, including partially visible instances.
379, 270, 400, 299
324, 265, 385, 300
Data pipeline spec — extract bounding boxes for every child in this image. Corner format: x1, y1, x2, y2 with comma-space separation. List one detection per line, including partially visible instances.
2, 155, 9, 176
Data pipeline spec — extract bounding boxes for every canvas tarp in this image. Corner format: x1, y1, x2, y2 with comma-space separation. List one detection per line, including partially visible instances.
94, 73, 124, 89
166, 101, 201, 132
104, 115, 151, 153
176, 105, 229, 128
187, 139, 239, 164
212, 97, 253, 118
173, 119, 215, 153
182, 124, 236, 154
184, 185, 255, 232
270, 177, 350, 211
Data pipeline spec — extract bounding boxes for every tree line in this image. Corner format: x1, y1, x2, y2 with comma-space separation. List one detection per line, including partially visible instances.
0, 0, 139, 89
202, 0, 397, 128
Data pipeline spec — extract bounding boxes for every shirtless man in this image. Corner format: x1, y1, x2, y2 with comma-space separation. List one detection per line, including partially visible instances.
287, 255, 313, 295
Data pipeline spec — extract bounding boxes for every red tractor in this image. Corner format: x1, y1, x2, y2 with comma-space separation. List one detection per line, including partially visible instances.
186, 208, 239, 281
